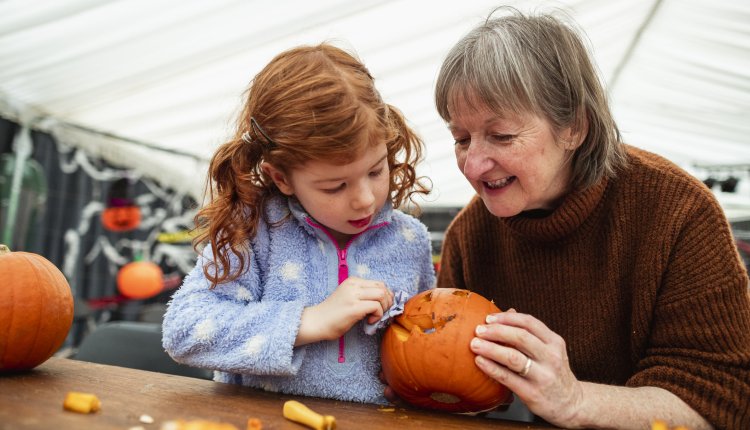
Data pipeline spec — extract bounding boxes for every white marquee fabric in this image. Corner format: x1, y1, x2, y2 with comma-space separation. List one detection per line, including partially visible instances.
1, 0, 749, 213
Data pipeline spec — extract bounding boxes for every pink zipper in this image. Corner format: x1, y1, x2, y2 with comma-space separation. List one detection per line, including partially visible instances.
305, 218, 388, 363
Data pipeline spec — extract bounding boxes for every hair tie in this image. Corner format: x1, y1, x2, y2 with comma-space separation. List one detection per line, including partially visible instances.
250, 117, 277, 148
240, 131, 253, 144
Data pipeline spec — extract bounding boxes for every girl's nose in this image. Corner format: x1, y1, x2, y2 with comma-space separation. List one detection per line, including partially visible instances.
351, 183, 375, 210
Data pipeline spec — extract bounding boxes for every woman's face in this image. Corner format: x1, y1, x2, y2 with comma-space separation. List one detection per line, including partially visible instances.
447, 97, 577, 217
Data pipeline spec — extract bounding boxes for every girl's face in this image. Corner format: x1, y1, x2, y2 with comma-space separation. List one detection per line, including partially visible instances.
447, 97, 578, 217
264, 142, 390, 247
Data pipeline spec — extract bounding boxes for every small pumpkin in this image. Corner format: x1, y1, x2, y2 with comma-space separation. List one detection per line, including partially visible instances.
117, 261, 164, 299
381, 288, 511, 413
0, 245, 74, 371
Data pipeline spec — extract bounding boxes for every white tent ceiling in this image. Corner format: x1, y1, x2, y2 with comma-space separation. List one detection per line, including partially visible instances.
1, 0, 749, 212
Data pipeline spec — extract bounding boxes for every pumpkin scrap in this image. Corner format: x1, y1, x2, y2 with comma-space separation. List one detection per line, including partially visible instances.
651, 420, 691, 430
0, 245, 74, 371
246, 418, 263, 430
380, 288, 512, 413
160, 420, 239, 430
63, 391, 101, 414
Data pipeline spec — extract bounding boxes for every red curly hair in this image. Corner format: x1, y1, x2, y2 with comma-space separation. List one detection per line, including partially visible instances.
194, 43, 430, 287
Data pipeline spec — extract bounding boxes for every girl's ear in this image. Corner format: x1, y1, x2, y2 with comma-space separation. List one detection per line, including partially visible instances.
261, 162, 294, 196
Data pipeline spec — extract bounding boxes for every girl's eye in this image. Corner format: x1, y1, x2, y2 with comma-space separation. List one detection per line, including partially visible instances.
322, 183, 345, 194
369, 167, 384, 177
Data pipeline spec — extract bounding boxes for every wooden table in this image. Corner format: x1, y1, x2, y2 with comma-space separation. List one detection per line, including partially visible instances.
0, 358, 553, 429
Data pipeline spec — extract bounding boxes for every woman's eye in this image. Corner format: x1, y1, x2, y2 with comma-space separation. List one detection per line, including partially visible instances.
453, 137, 470, 146
492, 134, 514, 143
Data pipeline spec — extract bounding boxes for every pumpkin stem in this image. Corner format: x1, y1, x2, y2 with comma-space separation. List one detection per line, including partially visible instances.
0, 244, 10, 255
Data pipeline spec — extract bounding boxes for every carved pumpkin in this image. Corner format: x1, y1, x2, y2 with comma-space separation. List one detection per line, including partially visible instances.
381, 288, 511, 413
117, 261, 164, 299
101, 206, 141, 232
0, 245, 74, 371
101, 177, 140, 232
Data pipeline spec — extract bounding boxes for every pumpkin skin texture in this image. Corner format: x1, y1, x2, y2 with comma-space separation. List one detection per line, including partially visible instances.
0, 246, 74, 371
117, 261, 164, 299
381, 288, 511, 413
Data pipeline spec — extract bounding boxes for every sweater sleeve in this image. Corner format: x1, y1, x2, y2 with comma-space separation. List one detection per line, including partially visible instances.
162, 243, 307, 377
626, 194, 750, 429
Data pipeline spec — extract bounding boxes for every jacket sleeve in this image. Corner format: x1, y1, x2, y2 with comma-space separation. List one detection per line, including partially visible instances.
417, 220, 437, 293
162, 238, 307, 377
626, 192, 750, 429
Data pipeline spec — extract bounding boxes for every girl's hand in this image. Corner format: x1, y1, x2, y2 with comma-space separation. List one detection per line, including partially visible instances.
470, 310, 584, 427
296, 277, 394, 345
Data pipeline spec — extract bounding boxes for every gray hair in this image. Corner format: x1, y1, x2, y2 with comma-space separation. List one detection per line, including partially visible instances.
435, 7, 627, 189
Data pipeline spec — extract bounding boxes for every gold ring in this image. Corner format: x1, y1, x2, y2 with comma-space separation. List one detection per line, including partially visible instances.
519, 356, 533, 377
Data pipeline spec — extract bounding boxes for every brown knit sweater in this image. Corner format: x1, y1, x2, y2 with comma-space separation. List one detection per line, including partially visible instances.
438, 145, 750, 429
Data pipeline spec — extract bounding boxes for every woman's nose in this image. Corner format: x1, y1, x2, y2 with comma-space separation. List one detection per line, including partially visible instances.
460, 140, 492, 180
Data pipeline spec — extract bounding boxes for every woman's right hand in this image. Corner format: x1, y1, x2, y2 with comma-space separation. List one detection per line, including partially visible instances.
295, 276, 394, 346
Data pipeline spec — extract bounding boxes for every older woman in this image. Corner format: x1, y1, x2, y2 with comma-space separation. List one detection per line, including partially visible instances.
433, 7, 750, 430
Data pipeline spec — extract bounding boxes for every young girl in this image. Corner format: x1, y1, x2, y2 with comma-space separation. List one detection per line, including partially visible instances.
162, 43, 435, 404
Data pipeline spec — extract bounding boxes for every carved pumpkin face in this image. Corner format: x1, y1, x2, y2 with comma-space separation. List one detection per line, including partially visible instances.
101, 206, 141, 232
380, 288, 511, 413
0, 245, 74, 371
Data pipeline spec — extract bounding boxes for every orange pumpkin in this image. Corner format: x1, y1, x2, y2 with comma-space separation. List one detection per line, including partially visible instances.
381, 288, 511, 413
0, 245, 74, 371
101, 205, 141, 232
117, 261, 164, 299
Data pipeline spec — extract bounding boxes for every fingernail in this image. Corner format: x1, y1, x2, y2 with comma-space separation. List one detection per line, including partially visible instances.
475, 355, 487, 366
471, 337, 481, 349
486, 314, 497, 324
475, 325, 486, 334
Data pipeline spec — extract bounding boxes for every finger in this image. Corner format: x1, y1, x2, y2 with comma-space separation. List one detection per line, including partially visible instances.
486, 311, 557, 345
470, 335, 532, 375
474, 322, 545, 360
361, 302, 385, 324
474, 354, 531, 392
357, 284, 393, 312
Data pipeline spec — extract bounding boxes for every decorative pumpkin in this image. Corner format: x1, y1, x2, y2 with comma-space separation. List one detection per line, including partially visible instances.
101, 177, 141, 232
101, 206, 141, 232
0, 244, 74, 371
381, 288, 511, 413
117, 261, 164, 299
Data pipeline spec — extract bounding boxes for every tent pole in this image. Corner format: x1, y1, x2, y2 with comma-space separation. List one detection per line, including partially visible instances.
609, 0, 665, 92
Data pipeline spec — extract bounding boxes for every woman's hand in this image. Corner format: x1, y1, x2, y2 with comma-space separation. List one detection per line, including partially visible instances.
296, 277, 394, 346
470, 310, 584, 427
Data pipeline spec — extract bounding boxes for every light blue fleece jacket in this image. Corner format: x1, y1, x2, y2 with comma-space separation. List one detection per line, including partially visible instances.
162, 195, 435, 404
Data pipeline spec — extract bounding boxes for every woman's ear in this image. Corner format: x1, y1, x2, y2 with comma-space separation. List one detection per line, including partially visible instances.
560, 111, 589, 150
261, 162, 294, 196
